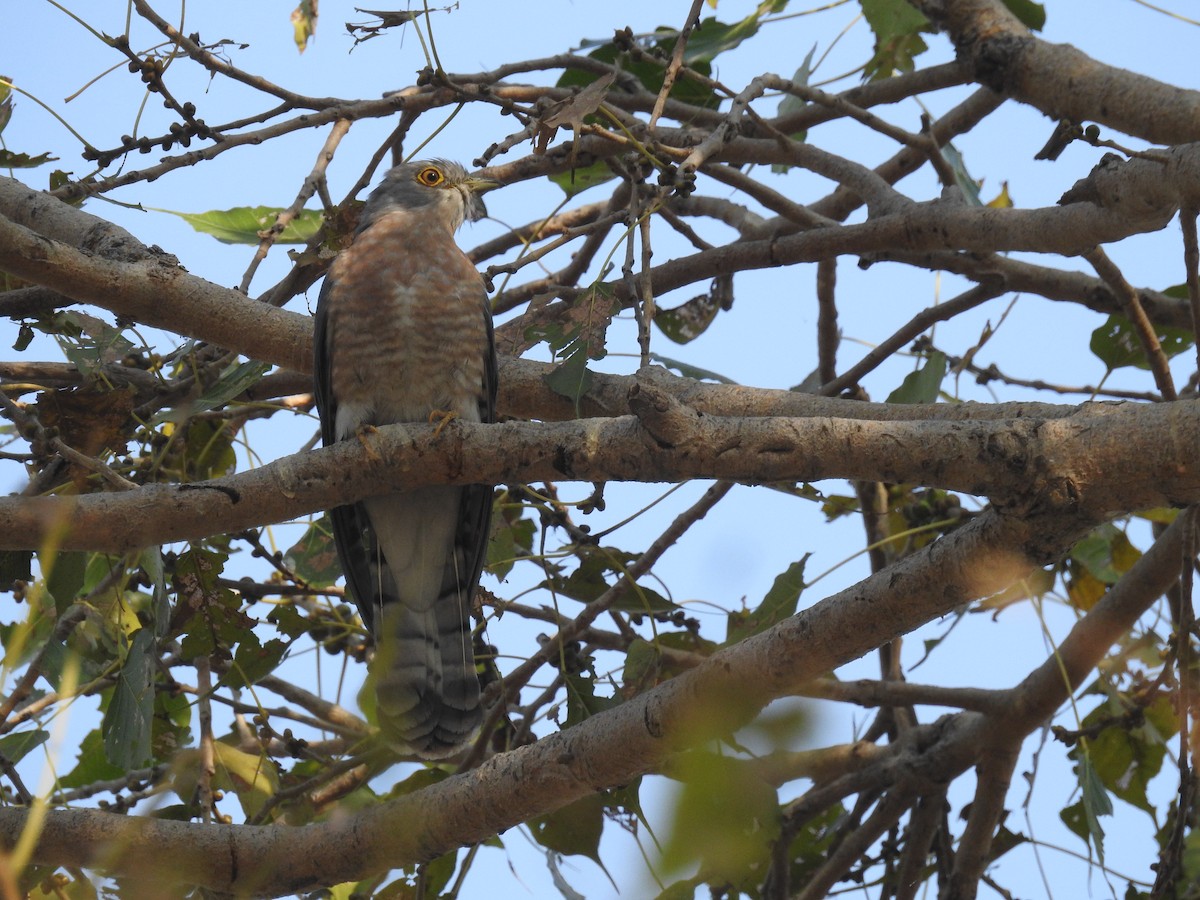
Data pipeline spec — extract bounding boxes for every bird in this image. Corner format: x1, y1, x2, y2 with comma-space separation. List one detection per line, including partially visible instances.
313, 159, 498, 758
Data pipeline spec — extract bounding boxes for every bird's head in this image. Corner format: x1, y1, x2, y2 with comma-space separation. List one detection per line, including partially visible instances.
359, 159, 498, 233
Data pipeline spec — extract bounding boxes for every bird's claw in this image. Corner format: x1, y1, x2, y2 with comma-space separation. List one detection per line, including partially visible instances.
429, 409, 459, 437
356, 424, 381, 461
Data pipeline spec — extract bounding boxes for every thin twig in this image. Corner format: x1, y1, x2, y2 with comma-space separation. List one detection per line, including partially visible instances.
195, 657, 216, 823
237, 118, 352, 295
1085, 246, 1177, 400
1181, 208, 1200, 379
816, 258, 838, 385
649, 0, 706, 128
820, 281, 1007, 396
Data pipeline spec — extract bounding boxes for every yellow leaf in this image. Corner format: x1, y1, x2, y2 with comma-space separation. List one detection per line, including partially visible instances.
169, 743, 280, 819
215, 742, 279, 819
291, 0, 318, 54
985, 181, 1012, 208
1067, 569, 1106, 611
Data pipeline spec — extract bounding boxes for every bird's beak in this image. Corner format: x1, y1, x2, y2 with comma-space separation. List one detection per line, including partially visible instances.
462, 175, 499, 222
465, 175, 500, 195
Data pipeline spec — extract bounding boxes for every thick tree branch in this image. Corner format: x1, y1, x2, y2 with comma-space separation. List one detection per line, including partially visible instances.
0, 181, 312, 374
0, 507, 1088, 895
2, 398, 1199, 553
912, 0, 1200, 145
3, 142, 1189, 387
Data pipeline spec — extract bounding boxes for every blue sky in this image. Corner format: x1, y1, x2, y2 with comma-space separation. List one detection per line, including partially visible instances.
3, 1, 1199, 897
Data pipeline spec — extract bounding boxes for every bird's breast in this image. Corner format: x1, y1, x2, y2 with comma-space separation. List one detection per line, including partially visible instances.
323, 213, 490, 423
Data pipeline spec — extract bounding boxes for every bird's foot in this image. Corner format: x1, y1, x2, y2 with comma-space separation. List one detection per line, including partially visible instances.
428, 409, 459, 437
355, 424, 381, 461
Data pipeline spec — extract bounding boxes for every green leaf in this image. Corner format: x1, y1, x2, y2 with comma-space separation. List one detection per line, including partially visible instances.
661, 752, 780, 886
102, 627, 157, 769
12, 323, 34, 351
624, 628, 715, 696
558, 33, 720, 110
372, 848, 458, 900
187, 360, 272, 417
1070, 525, 1141, 585
49, 169, 82, 204
283, 516, 344, 588
1089, 314, 1194, 371
58, 729, 126, 789
529, 288, 619, 415
418, 851, 458, 899
862, 0, 928, 37
648, 353, 736, 384
1078, 753, 1113, 862
548, 160, 616, 197
140, 548, 170, 639
726, 557, 808, 645
545, 546, 676, 612
654, 276, 732, 344
787, 802, 845, 886
1087, 718, 1164, 814
388, 766, 449, 799
152, 688, 192, 760
682, 14, 761, 65
542, 349, 595, 411
0, 150, 58, 168
1144, 693, 1180, 742
886, 350, 946, 404
486, 504, 535, 581
1071, 694, 1175, 816
53, 312, 136, 377
655, 880, 705, 900
174, 545, 247, 659
167, 206, 323, 245
976, 564, 1056, 612
1060, 798, 1089, 844
623, 632, 717, 693
820, 493, 859, 521
213, 741, 279, 819
266, 603, 311, 640
860, 0, 930, 80
156, 683, 193, 730
175, 418, 237, 480
1181, 833, 1200, 899
0, 729, 49, 764
772, 45, 815, 172
623, 638, 660, 691
533, 792, 606, 863
564, 672, 621, 728
45, 550, 89, 616
941, 144, 983, 206
1002, 0, 1046, 30
223, 635, 289, 689
778, 46, 816, 122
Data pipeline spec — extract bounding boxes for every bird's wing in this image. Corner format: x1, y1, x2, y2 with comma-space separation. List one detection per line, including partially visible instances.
455, 294, 498, 610
313, 271, 386, 635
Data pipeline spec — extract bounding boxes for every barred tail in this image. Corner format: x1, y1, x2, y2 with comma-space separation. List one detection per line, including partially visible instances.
361, 487, 484, 758
371, 588, 481, 757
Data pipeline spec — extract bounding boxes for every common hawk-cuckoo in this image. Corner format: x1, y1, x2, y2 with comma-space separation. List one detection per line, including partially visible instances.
313, 159, 497, 758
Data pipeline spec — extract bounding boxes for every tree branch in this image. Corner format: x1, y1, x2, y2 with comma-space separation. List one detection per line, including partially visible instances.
912, 0, 1200, 145
0, 507, 1086, 895
3, 396, 1199, 553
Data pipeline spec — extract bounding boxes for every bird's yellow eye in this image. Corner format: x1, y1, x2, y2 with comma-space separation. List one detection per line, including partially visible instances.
416, 166, 444, 187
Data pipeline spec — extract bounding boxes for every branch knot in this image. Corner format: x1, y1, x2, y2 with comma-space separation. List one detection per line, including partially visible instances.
628, 379, 700, 449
